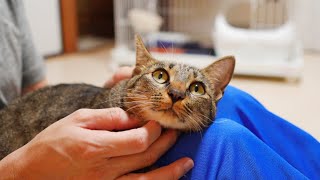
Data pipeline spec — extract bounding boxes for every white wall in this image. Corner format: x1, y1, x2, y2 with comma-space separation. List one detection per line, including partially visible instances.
292, 0, 320, 51
24, 0, 63, 56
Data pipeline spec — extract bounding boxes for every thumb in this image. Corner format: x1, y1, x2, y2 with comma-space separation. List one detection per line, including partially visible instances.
70, 108, 142, 131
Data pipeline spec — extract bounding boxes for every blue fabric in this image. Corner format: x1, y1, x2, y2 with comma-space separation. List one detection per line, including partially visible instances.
156, 86, 320, 179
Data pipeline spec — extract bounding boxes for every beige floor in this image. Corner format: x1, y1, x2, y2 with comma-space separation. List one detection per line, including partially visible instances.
46, 43, 320, 140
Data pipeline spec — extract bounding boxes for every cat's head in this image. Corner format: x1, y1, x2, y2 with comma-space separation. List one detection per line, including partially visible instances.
124, 35, 235, 131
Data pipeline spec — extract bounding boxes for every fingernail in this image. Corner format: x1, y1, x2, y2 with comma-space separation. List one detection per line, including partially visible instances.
183, 159, 194, 174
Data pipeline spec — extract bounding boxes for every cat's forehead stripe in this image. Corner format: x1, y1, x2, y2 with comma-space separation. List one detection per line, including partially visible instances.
193, 69, 199, 78
151, 63, 165, 69
150, 62, 205, 83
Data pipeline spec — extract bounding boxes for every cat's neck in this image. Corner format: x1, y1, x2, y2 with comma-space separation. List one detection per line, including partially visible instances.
91, 80, 129, 109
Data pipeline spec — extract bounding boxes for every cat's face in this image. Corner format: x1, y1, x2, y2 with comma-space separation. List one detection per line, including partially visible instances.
124, 35, 235, 131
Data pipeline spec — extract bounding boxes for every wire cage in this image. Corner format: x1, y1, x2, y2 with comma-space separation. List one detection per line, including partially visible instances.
112, 0, 302, 80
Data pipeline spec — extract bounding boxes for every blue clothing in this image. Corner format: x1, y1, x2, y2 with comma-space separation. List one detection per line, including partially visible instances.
156, 86, 320, 179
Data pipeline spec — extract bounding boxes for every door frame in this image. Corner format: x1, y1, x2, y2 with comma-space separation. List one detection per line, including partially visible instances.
60, 0, 78, 53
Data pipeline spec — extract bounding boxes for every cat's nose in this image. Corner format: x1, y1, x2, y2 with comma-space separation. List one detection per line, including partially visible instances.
168, 89, 185, 103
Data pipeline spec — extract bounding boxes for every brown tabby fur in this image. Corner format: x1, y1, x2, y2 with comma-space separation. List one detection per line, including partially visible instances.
0, 35, 235, 159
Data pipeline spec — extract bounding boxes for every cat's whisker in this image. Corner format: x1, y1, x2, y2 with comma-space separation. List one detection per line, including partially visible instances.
180, 108, 200, 132
130, 93, 147, 97
121, 100, 152, 104
184, 106, 208, 131
125, 96, 149, 100
126, 89, 148, 94
125, 95, 148, 99
189, 116, 202, 132
105, 96, 148, 102
197, 113, 212, 126
189, 121, 199, 132
125, 100, 153, 106
194, 113, 206, 126
190, 114, 204, 137
125, 105, 146, 113
111, 89, 148, 96
123, 93, 148, 98
194, 115, 204, 135
171, 42, 177, 62
125, 102, 153, 112
165, 83, 170, 89
193, 114, 207, 130
126, 88, 142, 91
159, 41, 169, 54
94, 97, 139, 105
182, 105, 204, 132
135, 105, 152, 116
128, 104, 153, 118
122, 94, 147, 98
127, 104, 149, 112
171, 42, 174, 60
184, 104, 193, 114
126, 92, 148, 96
179, 110, 194, 132
196, 113, 212, 124
185, 112, 203, 132
92, 95, 149, 107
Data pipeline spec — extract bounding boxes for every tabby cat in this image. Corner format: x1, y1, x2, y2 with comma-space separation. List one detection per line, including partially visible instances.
0, 35, 235, 159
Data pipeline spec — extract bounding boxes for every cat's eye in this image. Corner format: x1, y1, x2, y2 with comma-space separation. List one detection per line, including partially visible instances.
189, 82, 205, 95
152, 69, 169, 84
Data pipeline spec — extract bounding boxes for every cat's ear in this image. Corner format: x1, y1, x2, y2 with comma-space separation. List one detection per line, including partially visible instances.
133, 35, 156, 75
201, 56, 235, 101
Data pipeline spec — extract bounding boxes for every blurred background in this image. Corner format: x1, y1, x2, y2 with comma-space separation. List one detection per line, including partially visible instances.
24, 0, 319, 140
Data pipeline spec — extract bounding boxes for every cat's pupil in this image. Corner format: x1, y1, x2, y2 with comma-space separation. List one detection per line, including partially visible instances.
195, 85, 199, 92
158, 73, 163, 79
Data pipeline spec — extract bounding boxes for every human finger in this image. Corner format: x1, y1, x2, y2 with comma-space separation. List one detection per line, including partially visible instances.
104, 66, 134, 88
110, 129, 179, 176
70, 108, 141, 131
116, 157, 194, 180
91, 120, 162, 157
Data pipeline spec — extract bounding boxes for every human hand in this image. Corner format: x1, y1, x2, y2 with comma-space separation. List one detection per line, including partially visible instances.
104, 66, 134, 88
1, 108, 193, 179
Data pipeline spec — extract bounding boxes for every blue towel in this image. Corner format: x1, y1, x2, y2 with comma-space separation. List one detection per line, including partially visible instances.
156, 86, 320, 179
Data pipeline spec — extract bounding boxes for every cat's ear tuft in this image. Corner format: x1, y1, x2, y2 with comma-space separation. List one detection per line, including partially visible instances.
134, 35, 156, 75
201, 56, 235, 101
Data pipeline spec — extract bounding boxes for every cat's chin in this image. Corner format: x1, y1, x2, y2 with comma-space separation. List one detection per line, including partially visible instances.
142, 108, 188, 130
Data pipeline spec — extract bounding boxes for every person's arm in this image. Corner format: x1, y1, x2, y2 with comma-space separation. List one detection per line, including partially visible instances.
0, 108, 193, 179
11, 0, 47, 95
22, 79, 47, 95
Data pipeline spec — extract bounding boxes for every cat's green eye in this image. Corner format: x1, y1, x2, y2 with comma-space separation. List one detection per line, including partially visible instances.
189, 82, 205, 95
152, 69, 169, 84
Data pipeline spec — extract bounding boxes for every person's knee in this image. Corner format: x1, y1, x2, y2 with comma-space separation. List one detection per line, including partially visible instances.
222, 86, 263, 107
207, 118, 253, 142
